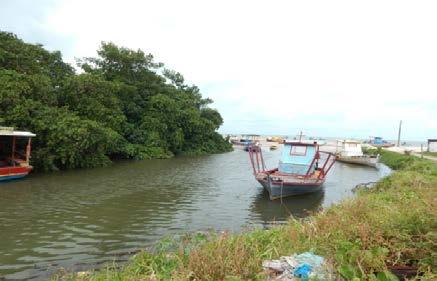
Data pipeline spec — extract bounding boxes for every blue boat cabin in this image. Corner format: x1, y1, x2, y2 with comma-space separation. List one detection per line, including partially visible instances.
373, 137, 384, 145
278, 142, 317, 175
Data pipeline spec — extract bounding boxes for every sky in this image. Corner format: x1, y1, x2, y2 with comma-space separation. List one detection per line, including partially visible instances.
1, 0, 436, 140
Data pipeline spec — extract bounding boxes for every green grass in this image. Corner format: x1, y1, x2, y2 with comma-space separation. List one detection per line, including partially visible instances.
53, 151, 437, 281
379, 150, 422, 170
423, 152, 437, 157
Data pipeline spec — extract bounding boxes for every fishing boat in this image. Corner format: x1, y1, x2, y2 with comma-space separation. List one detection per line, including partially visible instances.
231, 138, 253, 146
232, 138, 254, 151
368, 136, 394, 148
231, 135, 261, 151
248, 140, 336, 200
0, 127, 36, 181
336, 140, 379, 168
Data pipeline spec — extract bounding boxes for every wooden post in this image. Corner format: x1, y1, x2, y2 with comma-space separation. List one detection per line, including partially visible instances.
26, 138, 32, 164
421, 144, 423, 159
397, 120, 402, 147
11, 136, 16, 166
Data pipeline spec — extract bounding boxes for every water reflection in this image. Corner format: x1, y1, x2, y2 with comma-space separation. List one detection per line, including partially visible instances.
250, 189, 325, 224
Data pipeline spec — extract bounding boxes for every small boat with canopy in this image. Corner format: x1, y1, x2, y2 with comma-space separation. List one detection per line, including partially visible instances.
0, 127, 35, 181
248, 136, 336, 200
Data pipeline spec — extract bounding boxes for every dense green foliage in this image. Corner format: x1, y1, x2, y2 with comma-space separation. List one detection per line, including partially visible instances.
54, 152, 436, 280
0, 31, 231, 170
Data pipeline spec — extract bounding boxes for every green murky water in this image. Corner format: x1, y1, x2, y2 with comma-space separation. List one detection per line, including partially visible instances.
0, 148, 390, 280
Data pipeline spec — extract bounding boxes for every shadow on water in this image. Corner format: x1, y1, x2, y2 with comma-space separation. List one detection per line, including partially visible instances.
250, 189, 325, 225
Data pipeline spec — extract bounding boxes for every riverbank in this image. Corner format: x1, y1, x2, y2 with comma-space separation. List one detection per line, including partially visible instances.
54, 151, 436, 280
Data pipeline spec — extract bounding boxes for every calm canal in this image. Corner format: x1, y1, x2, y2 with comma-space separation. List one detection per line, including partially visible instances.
0, 148, 390, 280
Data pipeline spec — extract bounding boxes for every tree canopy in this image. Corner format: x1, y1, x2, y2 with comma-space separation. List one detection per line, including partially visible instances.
0, 31, 231, 171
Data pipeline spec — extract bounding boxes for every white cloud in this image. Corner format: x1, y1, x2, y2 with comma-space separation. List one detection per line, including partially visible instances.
4, 0, 437, 140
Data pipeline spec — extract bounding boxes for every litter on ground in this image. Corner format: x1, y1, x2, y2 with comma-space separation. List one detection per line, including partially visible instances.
262, 252, 336, 281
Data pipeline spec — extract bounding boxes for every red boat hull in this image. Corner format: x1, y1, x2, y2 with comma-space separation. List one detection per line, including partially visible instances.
0, 166, 33, 181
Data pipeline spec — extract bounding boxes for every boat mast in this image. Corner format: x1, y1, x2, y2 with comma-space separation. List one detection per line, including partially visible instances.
298, 131, 304, 141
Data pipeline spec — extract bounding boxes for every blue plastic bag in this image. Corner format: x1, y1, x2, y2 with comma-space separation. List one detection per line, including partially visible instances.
294, 263, 313, 281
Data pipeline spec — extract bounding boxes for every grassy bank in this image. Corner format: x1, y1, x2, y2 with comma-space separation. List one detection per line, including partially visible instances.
55, 151, 436, 280
423, 152, 437, 157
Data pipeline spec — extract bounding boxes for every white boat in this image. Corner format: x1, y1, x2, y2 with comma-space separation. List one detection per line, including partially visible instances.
336, 140, 379, 168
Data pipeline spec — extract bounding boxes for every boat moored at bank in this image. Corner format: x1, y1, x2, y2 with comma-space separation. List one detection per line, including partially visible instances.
248, 140, 336, 200
0, 127, 36, 181
336, 140, 379, 168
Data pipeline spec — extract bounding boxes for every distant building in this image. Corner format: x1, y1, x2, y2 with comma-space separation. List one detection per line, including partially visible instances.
428, 139, 437, 152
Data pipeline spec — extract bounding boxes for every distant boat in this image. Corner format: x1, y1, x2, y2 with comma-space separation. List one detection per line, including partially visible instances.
248, 140, 336, 200
231, 138, 254, 146
369, 136, 394, 148
0, 127, 36, 181
267, 136, 283, 143
269, 145, 278, 150
336, 140, 379, 168
231, 135, 261, 152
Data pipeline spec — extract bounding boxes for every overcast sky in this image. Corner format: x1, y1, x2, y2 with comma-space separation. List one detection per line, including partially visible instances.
1, 0, 436, 140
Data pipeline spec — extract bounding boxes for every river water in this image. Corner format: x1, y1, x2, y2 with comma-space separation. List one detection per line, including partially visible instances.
0, 148, 390, 280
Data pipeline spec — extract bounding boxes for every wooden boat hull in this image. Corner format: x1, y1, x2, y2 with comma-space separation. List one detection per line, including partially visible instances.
0, 166, 32, 182
336, 155, 379, 168
256, 172, 324, 200
248, 142, 335, 201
